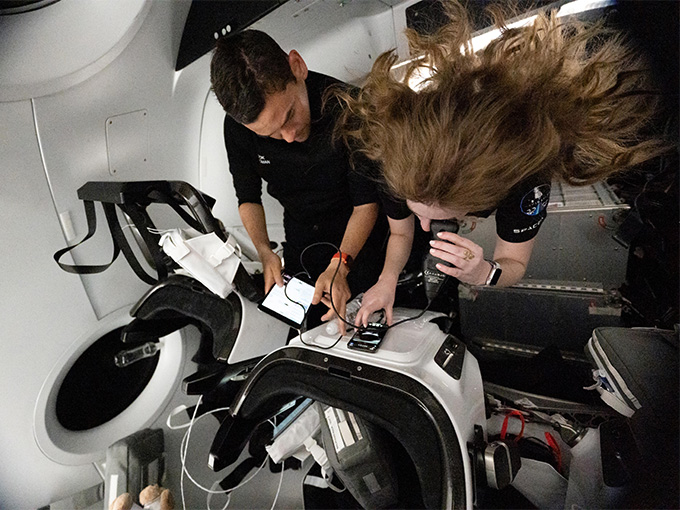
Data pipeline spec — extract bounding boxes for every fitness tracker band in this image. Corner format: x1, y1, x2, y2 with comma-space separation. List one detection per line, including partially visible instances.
485, 260, 502, 286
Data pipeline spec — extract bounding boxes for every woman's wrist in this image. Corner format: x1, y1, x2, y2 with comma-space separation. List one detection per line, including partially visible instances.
378, 271, 399, 286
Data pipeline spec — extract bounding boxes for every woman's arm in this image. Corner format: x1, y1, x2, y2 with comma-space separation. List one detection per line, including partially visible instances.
355, 215, 415, 327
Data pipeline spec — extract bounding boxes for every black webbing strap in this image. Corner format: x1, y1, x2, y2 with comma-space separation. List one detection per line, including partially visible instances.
53, 200, 121, 275
149, 189, 204, 233
53, 181, 228, 286
218, 456, 265, 491
53, 200, 159, 285
103, 203, 159, 285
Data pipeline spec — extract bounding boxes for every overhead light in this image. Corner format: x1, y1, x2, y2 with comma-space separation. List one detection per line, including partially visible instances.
469, 0, 616, 54
400, 0, 617, 90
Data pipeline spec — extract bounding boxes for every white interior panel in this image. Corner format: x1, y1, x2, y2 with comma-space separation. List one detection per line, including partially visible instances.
0, 99, 102, 508
253, 0, 398, 85
0, 0, 152, 101
105, 109, 150, 177
32, 0, 207, 319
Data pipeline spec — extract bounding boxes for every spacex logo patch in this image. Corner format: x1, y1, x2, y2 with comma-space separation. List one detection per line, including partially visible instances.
520, 184, 550, 216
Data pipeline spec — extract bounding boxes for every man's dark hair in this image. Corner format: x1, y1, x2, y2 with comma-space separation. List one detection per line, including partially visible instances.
210, 30, 296, 124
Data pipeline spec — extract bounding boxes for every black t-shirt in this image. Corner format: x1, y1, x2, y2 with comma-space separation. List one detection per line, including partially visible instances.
491, 174, 551, 242
224, 72, 386, 284
224, 71, 378, 250
381, 173, 551, 243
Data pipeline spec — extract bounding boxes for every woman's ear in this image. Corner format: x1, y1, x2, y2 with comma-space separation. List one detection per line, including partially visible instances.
288, 50, 309, 81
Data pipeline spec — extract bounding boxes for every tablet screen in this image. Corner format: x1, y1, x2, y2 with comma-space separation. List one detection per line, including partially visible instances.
258, 274, 315, 328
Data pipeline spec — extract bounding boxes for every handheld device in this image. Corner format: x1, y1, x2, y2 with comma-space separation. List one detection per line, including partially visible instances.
423, 219, 460, 301
347, 323, 388, 352
258, 273, 315, 329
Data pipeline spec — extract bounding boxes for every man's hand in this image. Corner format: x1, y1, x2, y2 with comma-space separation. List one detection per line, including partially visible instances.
428, 232, 489, 286
312, 259, 351, 334
355, 275, 397, 328
259, 249, 284, 292
238, 203, 284, 292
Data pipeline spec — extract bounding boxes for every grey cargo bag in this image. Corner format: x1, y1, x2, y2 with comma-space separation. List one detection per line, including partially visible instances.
318, 403, 399, 509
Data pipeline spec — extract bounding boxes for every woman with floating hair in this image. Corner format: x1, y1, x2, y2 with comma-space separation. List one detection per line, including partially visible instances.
336, 1, 671, 326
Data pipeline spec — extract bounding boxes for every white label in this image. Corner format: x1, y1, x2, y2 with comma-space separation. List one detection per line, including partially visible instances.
324, 407, 345, 452
348, 412, 363, 441
338, 420, 355, 448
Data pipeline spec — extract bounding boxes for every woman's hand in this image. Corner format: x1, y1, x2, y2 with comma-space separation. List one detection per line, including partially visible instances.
355, 276, 398, 328
429, 232, 490, 286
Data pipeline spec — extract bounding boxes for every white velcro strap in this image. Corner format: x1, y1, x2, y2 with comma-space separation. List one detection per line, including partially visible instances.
303, 437, 333, 482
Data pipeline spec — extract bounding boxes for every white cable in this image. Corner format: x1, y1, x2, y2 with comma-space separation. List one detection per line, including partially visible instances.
181, 403, 261, 493
270, 463, 285, 510
177, 401, 275, 502
166, 405, 192, 430
302, 438, 331, 480
181, 395, 203, 510
207, 481, 232, 510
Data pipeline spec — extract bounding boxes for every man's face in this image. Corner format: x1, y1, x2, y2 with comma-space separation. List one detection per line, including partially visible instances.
244, 78, 311, 143
406, 200, 467, 232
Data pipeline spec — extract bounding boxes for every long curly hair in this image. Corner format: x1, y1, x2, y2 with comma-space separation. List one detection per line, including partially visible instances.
333, 1, 671, 212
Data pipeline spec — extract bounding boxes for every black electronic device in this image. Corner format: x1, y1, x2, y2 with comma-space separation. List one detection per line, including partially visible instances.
423, 219, 460, 301
258, 273, 315, 329
347, 323, 388, 352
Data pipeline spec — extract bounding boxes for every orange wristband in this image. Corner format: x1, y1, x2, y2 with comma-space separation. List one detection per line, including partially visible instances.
331, 252, 354, 269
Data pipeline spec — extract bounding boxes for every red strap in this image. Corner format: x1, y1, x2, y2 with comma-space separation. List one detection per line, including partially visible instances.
544, 432, 563, 473
331, 251, 353, 269
500, 410, 525, 442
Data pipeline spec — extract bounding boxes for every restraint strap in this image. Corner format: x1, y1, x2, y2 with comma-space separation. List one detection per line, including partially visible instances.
500, 410, 525, 442
150, 189, 205, 233
53, 200, 121, 274
53, 200, 159, 285
103, 203, 158, 285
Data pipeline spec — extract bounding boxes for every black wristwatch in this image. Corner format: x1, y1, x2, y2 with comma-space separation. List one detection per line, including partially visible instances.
485, 260, 502, 286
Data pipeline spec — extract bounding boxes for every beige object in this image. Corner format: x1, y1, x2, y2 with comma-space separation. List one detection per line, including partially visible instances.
109, 485, 174, 510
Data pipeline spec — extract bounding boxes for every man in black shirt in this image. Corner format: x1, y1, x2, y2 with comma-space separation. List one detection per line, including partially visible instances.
210, 30, 385, 331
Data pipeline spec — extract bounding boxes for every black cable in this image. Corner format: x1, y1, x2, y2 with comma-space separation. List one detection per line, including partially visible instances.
298, 242, 358, 331
293, 241, 447, 336
280, 268, 343, 350
299, 333, 344, 350
388, 290, 440, 329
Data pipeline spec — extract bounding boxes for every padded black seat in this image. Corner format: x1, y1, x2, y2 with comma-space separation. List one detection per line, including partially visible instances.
587, 326, 679, 507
